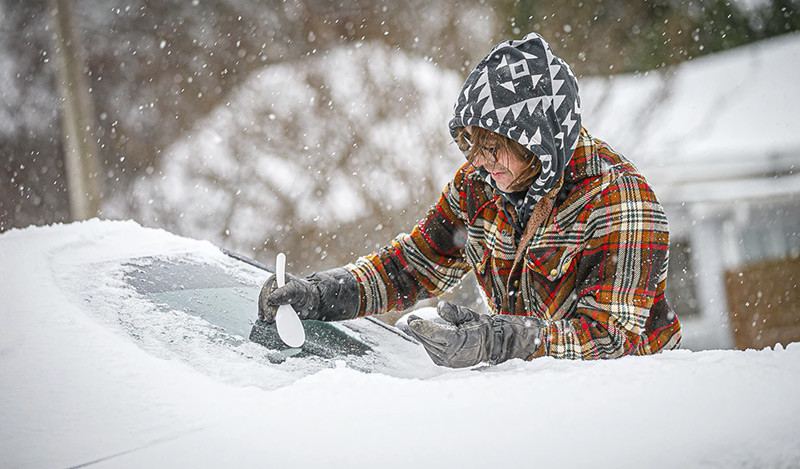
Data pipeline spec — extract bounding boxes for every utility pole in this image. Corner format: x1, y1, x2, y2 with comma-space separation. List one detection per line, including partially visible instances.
50, 0, 102, 221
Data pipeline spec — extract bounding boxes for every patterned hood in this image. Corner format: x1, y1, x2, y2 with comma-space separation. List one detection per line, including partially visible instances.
449, 32, 582, 215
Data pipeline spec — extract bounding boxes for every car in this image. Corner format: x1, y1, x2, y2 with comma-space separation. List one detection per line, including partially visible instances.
2, 219, 797, 468
49, 220, 437, 388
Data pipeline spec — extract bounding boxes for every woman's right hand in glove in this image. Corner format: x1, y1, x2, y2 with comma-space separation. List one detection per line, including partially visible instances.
258, 268, 360, 323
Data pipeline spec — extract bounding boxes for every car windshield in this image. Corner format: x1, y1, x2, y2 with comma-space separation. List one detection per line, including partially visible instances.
122, 255, 372, 362
52, 240, 432, 390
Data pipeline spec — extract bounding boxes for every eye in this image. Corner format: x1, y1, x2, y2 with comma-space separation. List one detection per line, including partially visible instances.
481, 146, 498, 158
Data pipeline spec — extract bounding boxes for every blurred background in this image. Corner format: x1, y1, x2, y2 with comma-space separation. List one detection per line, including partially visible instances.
2, 0, 798, 350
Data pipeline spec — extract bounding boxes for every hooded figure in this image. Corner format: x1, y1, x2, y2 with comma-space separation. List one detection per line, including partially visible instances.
261, 33, 682, 367
449, 32, 581, 225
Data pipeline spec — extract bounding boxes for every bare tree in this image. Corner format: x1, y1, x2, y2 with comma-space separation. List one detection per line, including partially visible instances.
50, 0, 101, 220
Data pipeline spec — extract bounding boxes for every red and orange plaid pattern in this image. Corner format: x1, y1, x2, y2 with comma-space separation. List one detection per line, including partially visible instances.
345, 128, 681, 359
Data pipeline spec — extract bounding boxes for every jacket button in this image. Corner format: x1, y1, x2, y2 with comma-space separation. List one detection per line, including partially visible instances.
513, 280, 519, 288
550, 268, 558, 277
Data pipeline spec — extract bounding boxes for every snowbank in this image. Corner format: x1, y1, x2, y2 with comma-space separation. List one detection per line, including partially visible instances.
1, 220, 798, 468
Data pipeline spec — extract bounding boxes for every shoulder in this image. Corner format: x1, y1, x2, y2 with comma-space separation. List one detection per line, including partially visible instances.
569, 130, 660, 205
555, 131, 666, 235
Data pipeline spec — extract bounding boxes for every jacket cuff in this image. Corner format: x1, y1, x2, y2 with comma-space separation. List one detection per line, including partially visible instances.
342, 258, 389, 317
490, 315, 546, 363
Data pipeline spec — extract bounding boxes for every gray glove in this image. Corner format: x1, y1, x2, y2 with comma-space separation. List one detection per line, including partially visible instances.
258, 267, 360, 323
407, 302, 543, 368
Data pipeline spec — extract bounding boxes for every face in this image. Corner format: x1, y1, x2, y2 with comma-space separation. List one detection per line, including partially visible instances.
465, 127, 529, 192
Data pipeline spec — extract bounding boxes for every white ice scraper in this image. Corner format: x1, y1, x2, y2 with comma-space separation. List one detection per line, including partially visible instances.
274, 252, 306, 348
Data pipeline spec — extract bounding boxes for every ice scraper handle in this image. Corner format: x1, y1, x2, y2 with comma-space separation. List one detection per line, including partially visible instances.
272, 253, 305, 347
276, 252, 287, 288
258, 263, 361, 324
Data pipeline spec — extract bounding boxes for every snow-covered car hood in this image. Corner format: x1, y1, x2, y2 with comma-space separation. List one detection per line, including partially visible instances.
35, 219, 438, 389
1, 220, 798, 468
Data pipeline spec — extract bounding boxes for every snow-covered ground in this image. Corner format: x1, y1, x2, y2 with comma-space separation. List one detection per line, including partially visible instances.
1, 220, 799, 468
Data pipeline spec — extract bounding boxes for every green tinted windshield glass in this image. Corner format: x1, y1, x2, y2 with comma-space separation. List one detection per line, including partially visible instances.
123, 256, 371, 361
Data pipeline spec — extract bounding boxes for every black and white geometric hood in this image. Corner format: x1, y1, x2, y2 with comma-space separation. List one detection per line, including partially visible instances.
449, 32, 582, 212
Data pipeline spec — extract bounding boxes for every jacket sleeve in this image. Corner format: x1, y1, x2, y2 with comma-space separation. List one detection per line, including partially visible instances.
343, 168, 472, 317
533, 173, 671, 359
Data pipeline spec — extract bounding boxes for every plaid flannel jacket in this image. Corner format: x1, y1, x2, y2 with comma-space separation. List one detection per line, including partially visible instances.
345, 128, 681, 359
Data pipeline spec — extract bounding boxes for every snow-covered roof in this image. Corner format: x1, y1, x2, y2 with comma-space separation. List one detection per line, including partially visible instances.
580, 32, 800, 202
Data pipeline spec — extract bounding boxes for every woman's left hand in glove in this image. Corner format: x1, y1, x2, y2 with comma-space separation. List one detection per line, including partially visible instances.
406, 302, 543, 368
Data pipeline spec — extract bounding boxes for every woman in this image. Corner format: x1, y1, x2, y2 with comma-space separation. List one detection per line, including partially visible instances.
260, 33, 681, 367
